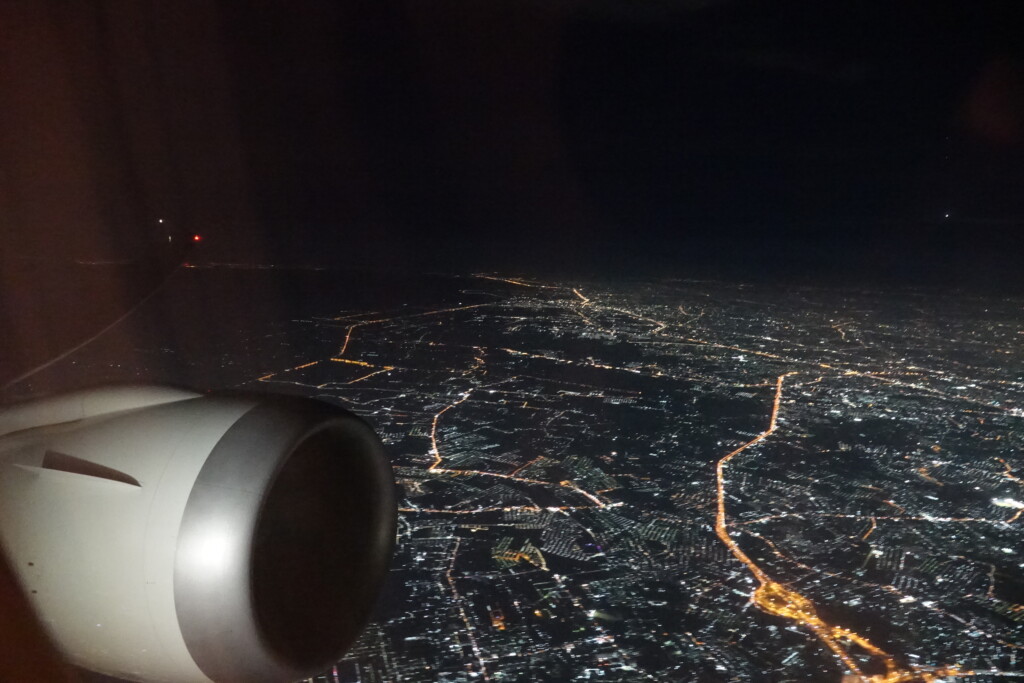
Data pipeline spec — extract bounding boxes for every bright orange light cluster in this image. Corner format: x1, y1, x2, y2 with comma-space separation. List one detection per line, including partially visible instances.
714, 373, 960, 682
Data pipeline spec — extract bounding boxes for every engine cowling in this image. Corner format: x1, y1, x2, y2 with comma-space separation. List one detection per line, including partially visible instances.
0, 385, 396, 683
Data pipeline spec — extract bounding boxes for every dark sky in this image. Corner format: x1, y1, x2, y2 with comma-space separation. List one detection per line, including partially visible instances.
3, 0, 1024, 286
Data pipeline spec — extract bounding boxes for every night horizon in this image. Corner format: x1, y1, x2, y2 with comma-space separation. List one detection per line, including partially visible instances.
1, 3, 1024, 682
1, 1, 1022, 289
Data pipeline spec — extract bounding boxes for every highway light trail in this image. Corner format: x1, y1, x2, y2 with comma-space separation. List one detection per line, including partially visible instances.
570, 285, 1013, 415
260, 302, 495, 382
334, 303, 492, 357
473, 274, 562, 289
229, 275, 1021, 678
862, 516, 877, 541
399, 504, 603, 514
344, 367, 394, 384
445, 537, 489, 680
714, 371, 959, 682
428, 390, 476, 471
425, 385, 610, 507
916, 466, 944, 486
998, 458, 1023, 485
741, 512, 1015, 527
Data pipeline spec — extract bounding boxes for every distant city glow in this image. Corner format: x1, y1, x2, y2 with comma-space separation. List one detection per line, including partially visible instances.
45, 272, 1024, 680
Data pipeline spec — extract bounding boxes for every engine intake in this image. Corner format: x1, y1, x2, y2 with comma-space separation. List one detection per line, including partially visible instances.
0, 386, 396, 683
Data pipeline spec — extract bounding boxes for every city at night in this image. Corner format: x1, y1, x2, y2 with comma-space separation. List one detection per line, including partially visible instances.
1, 2, 1023, 682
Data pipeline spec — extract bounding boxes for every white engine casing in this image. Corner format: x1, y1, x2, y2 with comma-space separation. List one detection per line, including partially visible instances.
0, 385, 396, 683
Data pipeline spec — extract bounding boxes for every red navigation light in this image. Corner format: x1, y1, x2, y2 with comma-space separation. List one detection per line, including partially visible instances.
192, 234, 202, 243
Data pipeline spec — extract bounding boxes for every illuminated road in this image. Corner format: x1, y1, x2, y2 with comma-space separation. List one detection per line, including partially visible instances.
426, 388, 611, 508
713, 372, 960, 682
335, 303, 492, 357
428, 390, 475, 470
998, 458, 1023, 485
233, 274, 1023, 679
444, 537, 490, 680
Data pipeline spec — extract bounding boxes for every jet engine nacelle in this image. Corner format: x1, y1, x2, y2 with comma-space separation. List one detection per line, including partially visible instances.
0, 386, 396, 683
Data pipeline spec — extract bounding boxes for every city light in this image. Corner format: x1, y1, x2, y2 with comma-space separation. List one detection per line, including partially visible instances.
151, 273, 1024, 679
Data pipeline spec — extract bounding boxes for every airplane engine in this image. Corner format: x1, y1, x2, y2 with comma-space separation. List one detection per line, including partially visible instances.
0, 385, 396, 683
